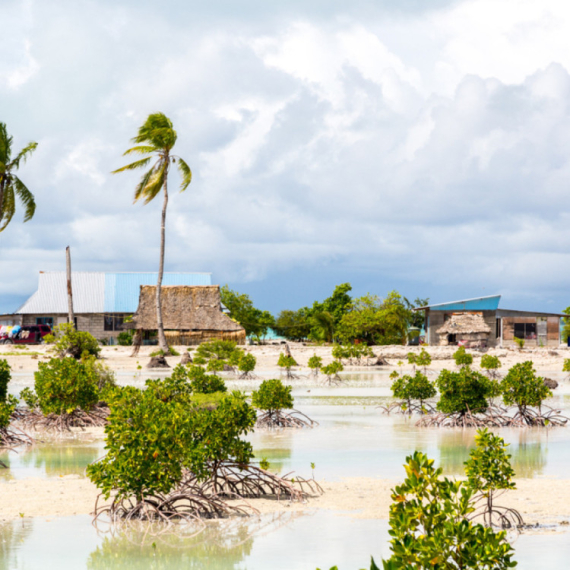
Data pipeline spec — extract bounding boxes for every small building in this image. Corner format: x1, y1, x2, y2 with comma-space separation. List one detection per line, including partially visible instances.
417, 295, 565, 348
129, 285, 246, 345
5, 271, 212, 340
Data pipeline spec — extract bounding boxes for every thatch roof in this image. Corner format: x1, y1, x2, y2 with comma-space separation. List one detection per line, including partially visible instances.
437, 313, 491, 336
129, 285, 244, 332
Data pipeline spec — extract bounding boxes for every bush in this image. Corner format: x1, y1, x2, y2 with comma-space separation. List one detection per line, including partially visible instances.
117, 331, 134, 346
307, 355, 322, 370
321, 360, 343, 380
187, 365, 227, 394
382, 451, 516, 569
391, 371, 436, 411
0, 359, 10, 402
0, 395, 18, 430
87, 388, 256, 499
149, 346, 179, 357
194, 340, 241, 368
501, 361, 551, 411
480, 354, 501, 371
35, 357, 100, 415
19, 387, 39, 410
44, 323, 101, 359
238, 353, 256, 375
436, 367, 495, 416
252, 379, 293, 412
513, 337, 525, 349
277, 353, 297, 369
464, 429, 516, 526
563, 359, 570, 373
453, 346, 473, 367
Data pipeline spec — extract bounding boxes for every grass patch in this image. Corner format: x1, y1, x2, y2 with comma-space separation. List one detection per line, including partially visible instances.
0, 351, 41, 356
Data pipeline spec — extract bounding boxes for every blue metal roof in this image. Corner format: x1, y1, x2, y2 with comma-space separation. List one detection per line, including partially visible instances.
104, 272, 212, 312
419, 295, 501, 312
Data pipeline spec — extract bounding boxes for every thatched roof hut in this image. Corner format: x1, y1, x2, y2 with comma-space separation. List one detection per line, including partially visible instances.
130, 285, 246, 345
436, 313, 491, 348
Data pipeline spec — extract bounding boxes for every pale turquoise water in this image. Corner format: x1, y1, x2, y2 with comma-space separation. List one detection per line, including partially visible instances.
1, 512, 569, 570
2, 371, 570, 568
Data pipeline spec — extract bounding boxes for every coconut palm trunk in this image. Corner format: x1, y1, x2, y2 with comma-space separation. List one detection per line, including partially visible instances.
112, 113, 192, 355
156, 168, 169, 351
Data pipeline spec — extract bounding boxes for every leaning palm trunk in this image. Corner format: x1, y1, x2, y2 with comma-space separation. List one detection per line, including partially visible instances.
156, 173, 169, 352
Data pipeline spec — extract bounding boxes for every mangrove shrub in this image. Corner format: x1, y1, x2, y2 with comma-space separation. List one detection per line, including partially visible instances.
44, 323, 101, 359
391, 371, 436, 413
453, 346, 473, 368
252, 379, 293, 413
436, 367, 494, 416
382, 451, 517, 569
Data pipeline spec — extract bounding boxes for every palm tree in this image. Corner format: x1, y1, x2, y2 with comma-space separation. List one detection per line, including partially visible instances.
0, 123, 38, 232
311, 311, 335, 343
113, 113, 192, 352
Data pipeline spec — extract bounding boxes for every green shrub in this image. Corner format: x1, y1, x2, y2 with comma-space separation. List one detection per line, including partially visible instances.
35, 357, 100, 415
465, 429, 515, 510
117, 331, 133, 346
382, 451, 516, 569
193, 340, 242, 370
563, 359, 570, 373
19, 387, 39, 410
307, 354, 323, 370
44, 323, 101, 359
501, 361, 551, 411
321, 360, 343, 380
0, 395, 18, 429
277, 353, 297, 369
87, 388, 256, 500
238, 353, 256, 374
480, 354, 501, 371
0, 359, 10, 402
453, 346, 473, 367
251, 379, 293, 412
391, 371, 436, 411
513, 337, 525, 349
187, 365, 227, 394
436, 367, 494, 416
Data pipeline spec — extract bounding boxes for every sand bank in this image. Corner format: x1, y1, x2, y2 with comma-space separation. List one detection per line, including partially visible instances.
2, 476, 569, 528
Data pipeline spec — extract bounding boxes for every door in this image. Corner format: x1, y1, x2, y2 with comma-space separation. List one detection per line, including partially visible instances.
537, 317, 547, 347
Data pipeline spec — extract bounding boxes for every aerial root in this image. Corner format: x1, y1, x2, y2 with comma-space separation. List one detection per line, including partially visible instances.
93, 487, 256, 525
238, 371, 259, 380
182, 462, 324, 502
469, 493, 524, 530
255, 409, 318, 429
0, 424, 34, 448
320, 375, 342, 386
378, 401, 436, 416
17, 404, 110, 433
415, 405, 568, 428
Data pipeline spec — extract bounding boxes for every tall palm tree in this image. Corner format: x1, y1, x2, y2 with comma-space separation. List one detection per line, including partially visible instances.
113, 113, 192, 352
0, 123, 38, 232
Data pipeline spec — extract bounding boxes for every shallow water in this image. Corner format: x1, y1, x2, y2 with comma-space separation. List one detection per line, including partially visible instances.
1, 511, 569, 570
3, 370, 570, 568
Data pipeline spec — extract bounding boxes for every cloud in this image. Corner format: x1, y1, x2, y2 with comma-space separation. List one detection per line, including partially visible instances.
1, 0, 570, 314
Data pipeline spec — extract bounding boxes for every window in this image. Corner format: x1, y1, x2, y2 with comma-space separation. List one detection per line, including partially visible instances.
36, 317, 54, 327
104, 314, 125, 331
514, 322, 537, 340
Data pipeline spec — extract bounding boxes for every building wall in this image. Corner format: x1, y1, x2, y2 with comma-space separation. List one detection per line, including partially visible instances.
501, 316, 559, 347
21, 313, 121, 340
426, 310, 499, 347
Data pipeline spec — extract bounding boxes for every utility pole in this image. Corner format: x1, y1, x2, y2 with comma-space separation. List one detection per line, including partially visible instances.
66, 246, 75, 327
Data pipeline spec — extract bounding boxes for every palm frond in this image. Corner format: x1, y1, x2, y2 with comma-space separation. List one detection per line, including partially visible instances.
0, 186, 16, 232
140, 161, 167, 204
175, 157, 192, 191
0, 123, 13, 166
13, 176, 36, 222
112, 157, 152, 174
123, 145, 158, 156
9, 141, 38, 171
133, 168, 155, 203
132, 113, 177, 149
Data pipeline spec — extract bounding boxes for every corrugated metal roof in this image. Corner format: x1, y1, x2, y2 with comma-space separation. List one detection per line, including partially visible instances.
17, 272, 212, 315
17, 272, 105, 314
416, 295, 501, 312
104, 272, 212, 312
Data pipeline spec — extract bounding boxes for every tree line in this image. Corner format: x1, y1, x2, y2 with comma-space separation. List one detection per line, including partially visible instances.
221, 282, 428, 345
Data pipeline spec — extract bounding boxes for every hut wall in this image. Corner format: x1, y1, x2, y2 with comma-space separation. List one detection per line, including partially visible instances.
428, 310, 498, 346
165, 329, 246, 346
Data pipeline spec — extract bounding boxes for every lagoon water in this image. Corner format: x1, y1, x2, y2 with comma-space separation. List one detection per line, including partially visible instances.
2, 370, 570, 568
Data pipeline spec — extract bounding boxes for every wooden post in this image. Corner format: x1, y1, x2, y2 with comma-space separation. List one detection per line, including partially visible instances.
66, 246, 75, 327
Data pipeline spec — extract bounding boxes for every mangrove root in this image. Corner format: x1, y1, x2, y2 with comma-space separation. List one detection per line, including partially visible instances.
18, 404, 110, 433
378, 401, 436, 416
182, 461, 324, 502
255, 409, 318, 429
0, 425, 34, 449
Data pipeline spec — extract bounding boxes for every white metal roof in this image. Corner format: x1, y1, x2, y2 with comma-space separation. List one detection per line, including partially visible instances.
17, 272, 106, 314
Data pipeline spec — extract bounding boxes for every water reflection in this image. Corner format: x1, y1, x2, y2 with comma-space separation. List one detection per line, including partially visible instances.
0, 519, 33, 569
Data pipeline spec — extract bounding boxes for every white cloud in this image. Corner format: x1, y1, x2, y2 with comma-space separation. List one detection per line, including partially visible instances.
1, 0, 570, 312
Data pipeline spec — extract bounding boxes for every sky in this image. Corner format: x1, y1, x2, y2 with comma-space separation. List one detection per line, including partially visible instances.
1, 0, 570, 315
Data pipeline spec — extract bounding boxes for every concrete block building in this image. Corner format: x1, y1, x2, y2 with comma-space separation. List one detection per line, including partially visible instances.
417, 295, 565, 348
5, 271, 212, 341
